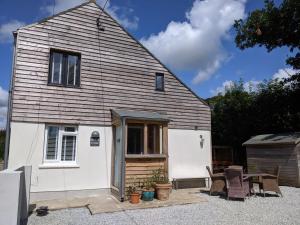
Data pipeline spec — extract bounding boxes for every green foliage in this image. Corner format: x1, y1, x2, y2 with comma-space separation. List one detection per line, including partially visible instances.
151, 168, 169, 184
0, 130, 5, 160
234, 0, 300, 82
207, 79, 300, 165
142, 177, 155, 191
127, 176, 141, 194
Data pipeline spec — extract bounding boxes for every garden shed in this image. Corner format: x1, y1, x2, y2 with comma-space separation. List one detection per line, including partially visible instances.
243, 132, 300, 187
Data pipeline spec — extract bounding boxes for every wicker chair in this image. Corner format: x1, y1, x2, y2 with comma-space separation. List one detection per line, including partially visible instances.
224, 167, 250, 200
260, 166, 283, 197
206, 166, 226, 195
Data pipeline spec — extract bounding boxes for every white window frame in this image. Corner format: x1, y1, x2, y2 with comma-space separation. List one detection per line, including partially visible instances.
43, 125, 78, 165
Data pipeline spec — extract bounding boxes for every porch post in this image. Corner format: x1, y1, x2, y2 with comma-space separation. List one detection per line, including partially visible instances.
162, 124, 169, 178
144, 123, 148, 154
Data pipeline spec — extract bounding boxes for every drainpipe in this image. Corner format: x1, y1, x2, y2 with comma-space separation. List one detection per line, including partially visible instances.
4, 31, 17, 169
120, 117, 126, 202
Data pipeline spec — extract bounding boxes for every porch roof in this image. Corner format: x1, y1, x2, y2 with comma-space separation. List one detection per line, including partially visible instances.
111, 109, 170, 122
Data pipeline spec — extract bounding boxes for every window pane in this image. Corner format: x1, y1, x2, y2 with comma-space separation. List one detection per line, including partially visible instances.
67, 55, 78, 86
46, 126, 59, 160
51, 52, 63, 84
156, 73, 164, 91
64, 126, 76, 132
127, 125, 144, 154
148, 125, 160, 154
61, 135, 76, 161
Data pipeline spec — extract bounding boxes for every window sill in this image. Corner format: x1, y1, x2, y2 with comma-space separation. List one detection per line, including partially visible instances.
125, 154, 166, 159
39, 163, 80, 169
47, 83, 81, 89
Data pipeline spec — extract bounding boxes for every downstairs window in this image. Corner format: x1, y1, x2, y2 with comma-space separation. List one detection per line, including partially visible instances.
44, 125, 78, 163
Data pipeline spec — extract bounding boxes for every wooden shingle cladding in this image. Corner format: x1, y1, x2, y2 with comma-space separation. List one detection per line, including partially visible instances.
247, 145, 300, 187
11, 2, 211, 130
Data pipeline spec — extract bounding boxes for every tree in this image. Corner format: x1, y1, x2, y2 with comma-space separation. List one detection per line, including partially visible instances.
207, 79, 300, 166
234, 0, 300, 82
207, 81, 255, 166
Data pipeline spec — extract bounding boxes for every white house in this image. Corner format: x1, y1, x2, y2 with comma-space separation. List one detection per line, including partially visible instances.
4, 0, 212, 201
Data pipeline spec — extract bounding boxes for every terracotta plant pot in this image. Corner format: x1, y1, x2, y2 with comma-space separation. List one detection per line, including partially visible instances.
130, 193, 140, 204
155, 183, 172, 201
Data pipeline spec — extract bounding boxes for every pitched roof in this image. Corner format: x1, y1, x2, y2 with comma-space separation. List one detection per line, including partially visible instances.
243, 132, 300, 146
112, 109, 169, 122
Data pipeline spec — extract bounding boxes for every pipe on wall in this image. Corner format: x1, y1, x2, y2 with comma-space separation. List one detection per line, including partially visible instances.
4, 31, 17, 169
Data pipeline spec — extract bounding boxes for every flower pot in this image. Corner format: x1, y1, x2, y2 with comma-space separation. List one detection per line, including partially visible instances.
155, 183, 172, 201
142, 190, 155, 201
130, 193, 140, 204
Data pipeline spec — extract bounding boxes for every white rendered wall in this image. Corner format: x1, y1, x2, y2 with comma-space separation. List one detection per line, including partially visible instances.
168, 129, 211, 179
8, 122, 112, 193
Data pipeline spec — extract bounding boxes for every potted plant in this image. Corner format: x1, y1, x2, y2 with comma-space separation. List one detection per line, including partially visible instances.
152, 168, 172, 201
142, 178, 155, 201
127, 180, 140, 204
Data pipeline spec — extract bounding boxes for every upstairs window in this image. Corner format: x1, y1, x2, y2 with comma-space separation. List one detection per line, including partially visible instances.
48, 50, 81, 87
155, 73, 164, 91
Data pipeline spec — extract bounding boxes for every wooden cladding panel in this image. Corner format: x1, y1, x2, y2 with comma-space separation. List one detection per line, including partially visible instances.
125, 158, 165, 188
247, 146, 300, 187
11, 2, 211, 130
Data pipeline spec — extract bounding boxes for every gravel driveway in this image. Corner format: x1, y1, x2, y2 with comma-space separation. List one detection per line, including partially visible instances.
28, 186, 300, 225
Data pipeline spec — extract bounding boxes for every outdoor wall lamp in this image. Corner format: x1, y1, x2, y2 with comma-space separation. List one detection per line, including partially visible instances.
200, 135, 204, 148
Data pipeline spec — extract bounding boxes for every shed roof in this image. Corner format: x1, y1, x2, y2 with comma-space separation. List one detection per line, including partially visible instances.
112, 109, 169, 122
243, 132, 300, 146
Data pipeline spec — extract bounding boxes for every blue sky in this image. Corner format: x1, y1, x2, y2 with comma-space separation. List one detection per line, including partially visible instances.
0, 0, 293, 128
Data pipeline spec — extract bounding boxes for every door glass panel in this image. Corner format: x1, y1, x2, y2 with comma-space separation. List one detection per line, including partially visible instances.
113, 125, 122, 189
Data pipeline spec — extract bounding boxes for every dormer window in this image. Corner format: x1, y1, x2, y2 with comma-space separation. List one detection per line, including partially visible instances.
155, 73, 164, 91
48, 50, 81, 87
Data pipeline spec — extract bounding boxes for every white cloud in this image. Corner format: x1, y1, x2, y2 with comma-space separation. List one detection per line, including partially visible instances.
141, 0, 246, 84
0, 20, 25, 43
210, 80, 234, 95
272, 68, 299, 80
41, 0, 139, 30
0, 87, 8, 129
243, 80, 261, 92
210, 79, 261, 96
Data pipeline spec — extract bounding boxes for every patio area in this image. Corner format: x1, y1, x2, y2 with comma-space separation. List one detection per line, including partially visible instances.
28, 186, 300, 225
31, 188, 207, 215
